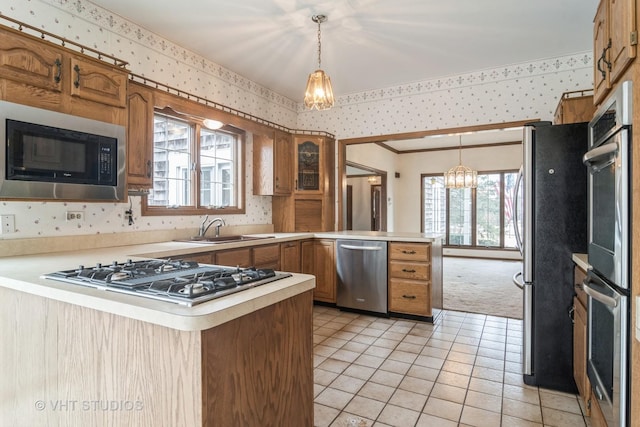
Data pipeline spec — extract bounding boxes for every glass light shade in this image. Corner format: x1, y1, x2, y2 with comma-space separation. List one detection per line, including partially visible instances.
444, 164, 478, 188
304, 69, 335, 110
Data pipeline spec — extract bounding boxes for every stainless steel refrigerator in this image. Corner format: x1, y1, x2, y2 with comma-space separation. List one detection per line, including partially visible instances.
513, 121, 588, 392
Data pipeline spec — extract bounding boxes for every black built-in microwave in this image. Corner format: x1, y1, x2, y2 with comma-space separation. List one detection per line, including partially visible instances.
6, 118, 118, 186
0, 100, 125, 201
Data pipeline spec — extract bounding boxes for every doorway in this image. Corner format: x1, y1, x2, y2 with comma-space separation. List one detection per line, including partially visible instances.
346, 162, 387, 231
371, 185, 382, 231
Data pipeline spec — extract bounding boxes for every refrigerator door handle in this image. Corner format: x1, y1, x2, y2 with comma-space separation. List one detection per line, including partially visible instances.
522, 281, 533, 376
512, 271, 524, 289
513, 165, 524, 255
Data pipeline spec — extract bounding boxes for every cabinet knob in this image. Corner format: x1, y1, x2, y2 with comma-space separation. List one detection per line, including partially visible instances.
402, 268, 416, 273
402, 295, 417, 300
146, 160, 152, 178
402, 250, 416, 255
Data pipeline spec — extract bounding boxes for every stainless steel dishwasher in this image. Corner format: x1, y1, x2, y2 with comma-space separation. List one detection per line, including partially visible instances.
336, 239, 388, 314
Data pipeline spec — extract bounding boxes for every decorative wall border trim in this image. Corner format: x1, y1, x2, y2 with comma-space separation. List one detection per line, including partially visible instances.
41, 0, 592, 113
328, 51, 593, 109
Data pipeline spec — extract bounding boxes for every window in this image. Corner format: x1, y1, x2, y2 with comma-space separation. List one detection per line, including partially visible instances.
143, 110, 244, 215
422, 171, 519, 249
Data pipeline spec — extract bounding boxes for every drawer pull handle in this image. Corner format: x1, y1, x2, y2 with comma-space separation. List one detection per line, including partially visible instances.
402, 294, 416, 299
402, 269, 416, 273
402, 250, 416, 254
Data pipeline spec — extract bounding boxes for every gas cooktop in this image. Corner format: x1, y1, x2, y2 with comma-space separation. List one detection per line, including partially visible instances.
42, 259, 291, 306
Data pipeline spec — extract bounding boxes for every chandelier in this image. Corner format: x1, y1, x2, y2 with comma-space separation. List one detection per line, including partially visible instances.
303, 14, 335, 111
444, 135, 478, 188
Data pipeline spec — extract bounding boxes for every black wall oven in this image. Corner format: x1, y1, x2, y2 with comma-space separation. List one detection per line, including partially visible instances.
583, 80, 632, 427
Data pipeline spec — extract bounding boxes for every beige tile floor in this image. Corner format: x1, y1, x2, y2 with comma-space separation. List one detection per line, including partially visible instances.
313, 306, 589, 427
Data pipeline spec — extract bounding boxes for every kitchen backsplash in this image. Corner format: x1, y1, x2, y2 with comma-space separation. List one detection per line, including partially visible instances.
0, 0, 592, 241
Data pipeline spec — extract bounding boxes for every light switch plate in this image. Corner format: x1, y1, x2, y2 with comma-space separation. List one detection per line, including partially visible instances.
1, 214, 15, 234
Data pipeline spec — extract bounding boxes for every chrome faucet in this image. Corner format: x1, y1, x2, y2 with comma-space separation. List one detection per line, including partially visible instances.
199, 215, 226, 237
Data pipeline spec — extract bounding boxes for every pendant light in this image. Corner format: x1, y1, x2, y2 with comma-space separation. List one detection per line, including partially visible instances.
444, 135, 478, 188
303, 14, 335, 111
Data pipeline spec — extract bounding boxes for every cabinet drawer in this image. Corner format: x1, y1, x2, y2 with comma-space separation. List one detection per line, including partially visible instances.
389, 243, 430, 261
215, 248, 252, 268
253, 244, 280, 269
389, 261, 430, 281
388, 280, 431, 316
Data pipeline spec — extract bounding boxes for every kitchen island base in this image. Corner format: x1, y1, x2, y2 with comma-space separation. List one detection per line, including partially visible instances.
0, 286, 313, 427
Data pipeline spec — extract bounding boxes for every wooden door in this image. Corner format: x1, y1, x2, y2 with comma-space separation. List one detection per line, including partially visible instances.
127, 82, 154, 187
593, 0, 610, 104
280, 241, 301, 273
608, 0, 636, 82
301, 239, 336, 303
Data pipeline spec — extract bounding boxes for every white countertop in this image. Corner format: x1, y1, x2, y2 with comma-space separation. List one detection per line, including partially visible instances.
0, 242, 315, 332
315, 231, 444, 242
0, 231, 439, 331
572, 253, 589, 271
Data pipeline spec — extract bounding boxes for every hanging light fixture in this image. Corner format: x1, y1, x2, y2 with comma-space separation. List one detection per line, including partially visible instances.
444, 135, 478, 188
303, 14, 335, 111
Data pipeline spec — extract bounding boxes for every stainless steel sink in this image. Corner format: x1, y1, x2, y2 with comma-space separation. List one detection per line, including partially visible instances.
175, 235, 275, 244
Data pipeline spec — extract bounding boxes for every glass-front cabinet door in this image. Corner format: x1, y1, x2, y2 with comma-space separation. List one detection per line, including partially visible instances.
295, 136, 323, 193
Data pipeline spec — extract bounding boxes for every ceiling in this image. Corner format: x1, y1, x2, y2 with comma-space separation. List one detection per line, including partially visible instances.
87, 0, 598, 102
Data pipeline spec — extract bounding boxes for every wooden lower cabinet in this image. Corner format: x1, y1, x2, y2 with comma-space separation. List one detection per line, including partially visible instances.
280, 241, 302, 273
388, 280, 430, 316
253, 243, 280, 270
181, 252, 214, 264
301, 239, 336, 303
214, 248, 252, 268
1, 285, 313, 427
201, 291, 313, 426
388, 242, 433, 319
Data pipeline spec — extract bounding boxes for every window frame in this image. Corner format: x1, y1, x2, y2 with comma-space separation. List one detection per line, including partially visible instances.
141, 107, 246, 216
421, 169, 519, 250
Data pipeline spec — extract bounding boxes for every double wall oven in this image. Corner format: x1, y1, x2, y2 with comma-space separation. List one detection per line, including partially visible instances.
582, 80, 632, 427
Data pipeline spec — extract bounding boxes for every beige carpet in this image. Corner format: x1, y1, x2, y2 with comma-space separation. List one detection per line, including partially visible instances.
443, 257, 523, 319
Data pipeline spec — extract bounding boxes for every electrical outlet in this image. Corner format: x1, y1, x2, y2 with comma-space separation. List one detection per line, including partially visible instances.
1, 214, 15, 233
66, 211, 84, 221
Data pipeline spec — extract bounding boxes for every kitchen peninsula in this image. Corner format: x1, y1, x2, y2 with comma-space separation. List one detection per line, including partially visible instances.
0, 230, 442, 426
0, 238, 315, 427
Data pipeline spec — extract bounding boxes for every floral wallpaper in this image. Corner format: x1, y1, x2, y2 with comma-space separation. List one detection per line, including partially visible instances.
0, 0, 593, 240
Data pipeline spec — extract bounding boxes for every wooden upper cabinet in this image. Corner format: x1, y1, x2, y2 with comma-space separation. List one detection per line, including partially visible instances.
594, 0, 610, 104
253, 130, 293, 196
608, 0, 637, 82
553, 90, 595, 124
0, 26, 64, 93
68, 55, 127, 108
127, 81, 154, 188
0, 24, 128, 124
294, 136, 324, 194
274, 131, 293, 194
593, 0, 637, 104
